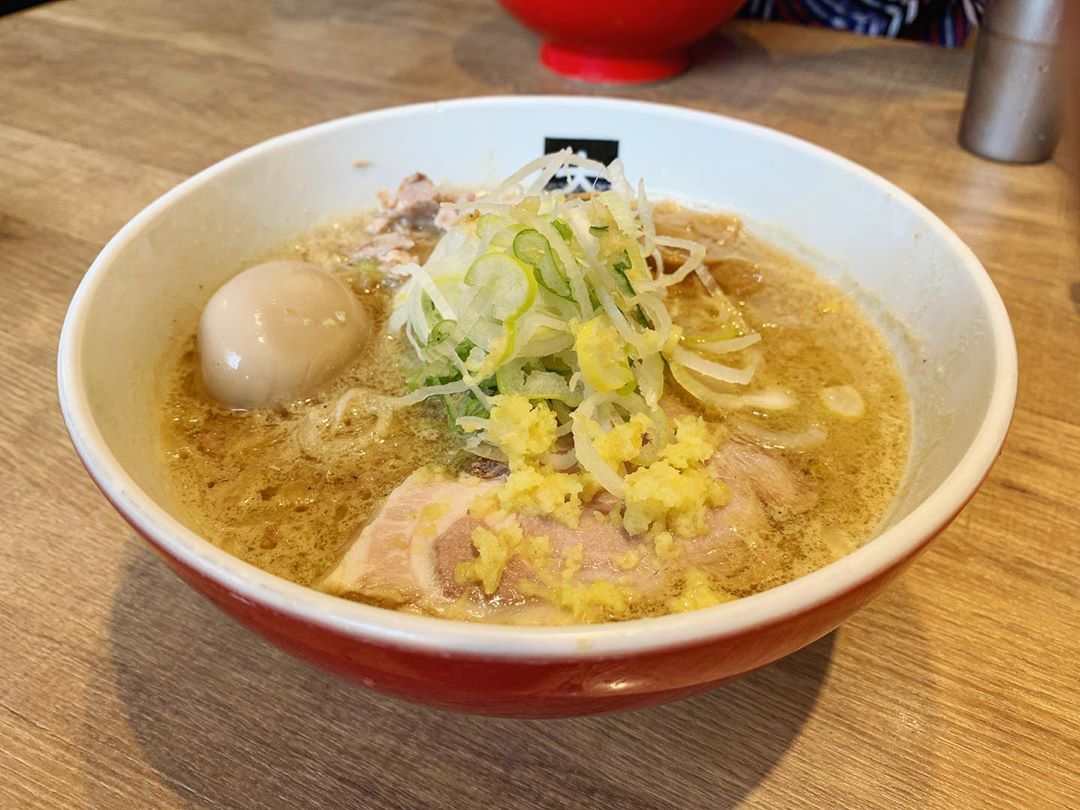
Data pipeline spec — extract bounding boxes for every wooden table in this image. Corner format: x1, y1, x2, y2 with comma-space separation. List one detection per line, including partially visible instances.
2, 2, 1077, 807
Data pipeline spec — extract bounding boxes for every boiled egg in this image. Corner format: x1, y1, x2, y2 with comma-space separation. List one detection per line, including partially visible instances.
198, 261, 369, 409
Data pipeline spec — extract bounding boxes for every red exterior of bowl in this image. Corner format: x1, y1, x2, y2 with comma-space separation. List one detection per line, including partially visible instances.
82, 433, 982, 718
497, 0, 745, 83
145, 527, 931, 717
91, 444, 956, 718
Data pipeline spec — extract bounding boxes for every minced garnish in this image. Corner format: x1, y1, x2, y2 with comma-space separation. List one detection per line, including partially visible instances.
497, 466, 588, 528
477, 399, 729, 538
483, 395, 557, 464
455, 522, 544, 595
666, 567, 734, 613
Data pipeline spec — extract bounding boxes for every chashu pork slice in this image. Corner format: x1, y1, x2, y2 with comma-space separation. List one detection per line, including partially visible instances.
320, 440, 817, 622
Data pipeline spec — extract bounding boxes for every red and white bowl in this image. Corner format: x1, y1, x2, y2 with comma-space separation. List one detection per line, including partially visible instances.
57, 97, 1016, 717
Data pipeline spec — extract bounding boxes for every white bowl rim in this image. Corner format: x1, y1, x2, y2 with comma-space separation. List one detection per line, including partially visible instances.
57, 95, 1017, 660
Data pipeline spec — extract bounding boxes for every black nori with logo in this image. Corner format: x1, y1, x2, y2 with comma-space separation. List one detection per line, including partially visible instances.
543, 137, 619, 192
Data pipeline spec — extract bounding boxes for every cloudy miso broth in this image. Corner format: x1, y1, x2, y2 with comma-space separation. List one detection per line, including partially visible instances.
161, 222, 463, 587
160, 186, 909, 623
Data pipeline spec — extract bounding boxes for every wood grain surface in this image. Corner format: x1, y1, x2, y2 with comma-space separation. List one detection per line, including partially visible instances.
1, 2, 1078, 807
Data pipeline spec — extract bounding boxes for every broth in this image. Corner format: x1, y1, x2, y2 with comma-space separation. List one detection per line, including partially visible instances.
160, 198, 909, 621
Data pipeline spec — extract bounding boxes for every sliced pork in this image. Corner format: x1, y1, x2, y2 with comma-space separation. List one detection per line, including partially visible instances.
320, 437, 817, 623
342, 231, 418, 273
368, 172, 440, 233
319, 471, 660, 623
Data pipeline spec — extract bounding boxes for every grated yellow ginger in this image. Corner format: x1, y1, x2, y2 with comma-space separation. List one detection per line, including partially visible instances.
485, 395, 557, 466
519, 533, 552, 569
476, 397, 730, 549
454, 524, 518, 595
497, 465, 587, 527
516, 543, 638, 622
653, 531, 678, 561
455, 522, 552, 596
622, 416, 731, 538
467, 489, 500, 520
624, 462, 725, 538
666, 567, 734, 613
550, 580, 636, 622
480, 396, 603, 528
416, 501, 452, 540
660, 416, 717, 470
613, 547, 642, 570
591, 412, 652, 470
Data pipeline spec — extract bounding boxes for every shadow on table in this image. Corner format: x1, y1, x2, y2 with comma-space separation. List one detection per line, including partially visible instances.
97, 545, 837, 810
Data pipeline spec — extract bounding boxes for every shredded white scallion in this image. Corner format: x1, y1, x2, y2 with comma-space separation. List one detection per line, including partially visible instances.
386, 150, 782, 492
669, 346, 759, 386
731, 419, 827, 450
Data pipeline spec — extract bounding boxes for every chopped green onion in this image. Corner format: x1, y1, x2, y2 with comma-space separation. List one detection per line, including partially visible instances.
388, 150, 768, 492
464, 253, 537, 321
512, 228, 573, 299
552, 218, 573, 242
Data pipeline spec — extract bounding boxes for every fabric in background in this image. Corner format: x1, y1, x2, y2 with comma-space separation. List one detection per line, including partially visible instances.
739, 0, 985, 46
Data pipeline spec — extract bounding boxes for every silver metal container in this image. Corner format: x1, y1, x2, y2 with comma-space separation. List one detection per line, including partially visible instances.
959, 0, 1064, 164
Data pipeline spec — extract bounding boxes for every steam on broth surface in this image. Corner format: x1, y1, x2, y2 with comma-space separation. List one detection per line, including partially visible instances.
161, 154, 909, 625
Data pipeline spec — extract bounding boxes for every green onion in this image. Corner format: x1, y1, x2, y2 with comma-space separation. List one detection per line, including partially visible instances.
552, 219, 573, 242
512, 228, 573, 299
388, 150, 768, 495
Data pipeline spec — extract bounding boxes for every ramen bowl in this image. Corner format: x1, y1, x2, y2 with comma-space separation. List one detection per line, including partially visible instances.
58, 97, 1016, 717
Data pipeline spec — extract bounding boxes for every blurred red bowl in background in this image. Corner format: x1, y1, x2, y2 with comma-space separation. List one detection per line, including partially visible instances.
497, 0, 746, 83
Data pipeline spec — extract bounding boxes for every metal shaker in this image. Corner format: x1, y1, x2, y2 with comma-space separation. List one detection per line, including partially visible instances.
959, 0, 1064, 164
